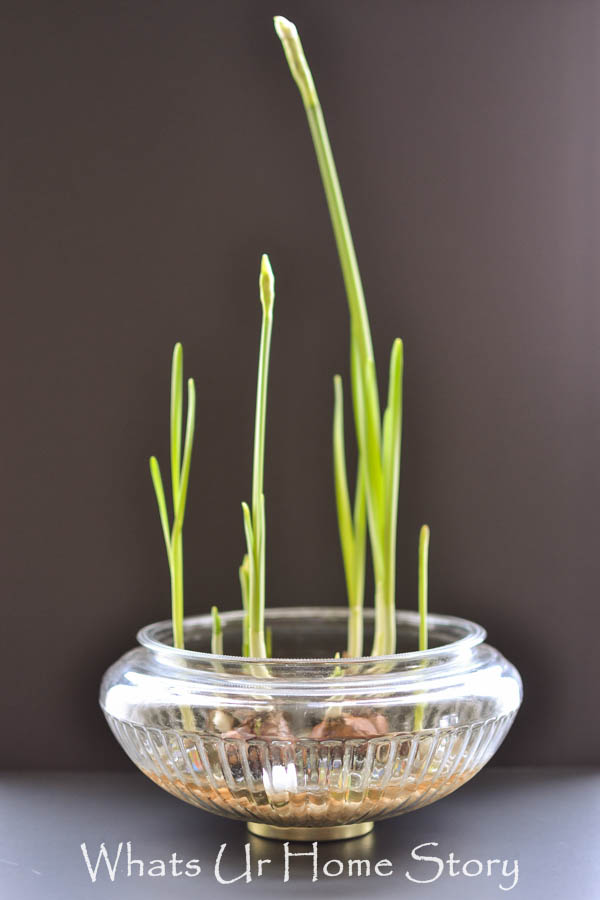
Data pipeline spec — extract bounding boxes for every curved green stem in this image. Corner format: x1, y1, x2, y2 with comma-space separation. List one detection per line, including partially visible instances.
274, 17, 375, 373
275, 17, 404, 656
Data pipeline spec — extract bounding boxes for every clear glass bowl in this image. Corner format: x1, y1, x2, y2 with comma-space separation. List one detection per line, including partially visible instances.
100, 607, 522, 840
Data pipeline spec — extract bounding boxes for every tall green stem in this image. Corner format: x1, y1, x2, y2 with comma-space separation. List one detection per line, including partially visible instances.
418, 525, 430, 651
414, 524, 430, 731
252, 260, 274, 525
333, 376, 366, 656
274, 18, 375, 383
241, 255, 275, 659
275, 17, 403, 655
149, 343, 196, 650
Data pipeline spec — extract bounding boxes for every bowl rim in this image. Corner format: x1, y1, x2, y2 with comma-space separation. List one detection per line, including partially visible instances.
137, 606, 487, 669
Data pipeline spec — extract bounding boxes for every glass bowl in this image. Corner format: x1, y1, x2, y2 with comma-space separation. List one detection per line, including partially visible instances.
100, 607, 522, 841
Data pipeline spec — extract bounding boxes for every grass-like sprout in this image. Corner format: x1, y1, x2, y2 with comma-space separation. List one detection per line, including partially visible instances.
240, 254, 275, 659
146, 23, 431, 679
333, 376, 366, 656
419, 525, 430, 652
414, 525, 430, 729
211, 606, 223, 655
149, 343, 196, 650
238, 554, 250, 656
275, 16, 404, 655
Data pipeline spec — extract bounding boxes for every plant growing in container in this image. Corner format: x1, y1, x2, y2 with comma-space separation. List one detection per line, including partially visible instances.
101, 16, 522, 842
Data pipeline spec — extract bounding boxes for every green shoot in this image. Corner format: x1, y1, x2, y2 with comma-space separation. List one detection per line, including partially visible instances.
265, 626, 273, 658
333, 650, 343, 678
211, 606, 223, 655
240, 254, 275, 659
333, 376, 366, 656
418, 525, 430, 651
149, 343, 196, 649
414, 524, 430, 731
275, 16, 404, 655
239, 554, 250, 656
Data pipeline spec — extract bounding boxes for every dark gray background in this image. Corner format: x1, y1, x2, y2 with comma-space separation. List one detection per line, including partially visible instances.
1, 0, 598, 768
2, 770, 599, 899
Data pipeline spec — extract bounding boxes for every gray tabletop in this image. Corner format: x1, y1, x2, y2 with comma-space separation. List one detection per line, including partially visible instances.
1, 768, 598, 899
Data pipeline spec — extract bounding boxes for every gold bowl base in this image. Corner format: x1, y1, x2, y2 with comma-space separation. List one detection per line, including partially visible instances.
247, 821, 374, 842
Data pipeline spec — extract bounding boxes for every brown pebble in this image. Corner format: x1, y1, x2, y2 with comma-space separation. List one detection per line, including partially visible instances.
310, 714, 389, 741
223, 711, 295, 742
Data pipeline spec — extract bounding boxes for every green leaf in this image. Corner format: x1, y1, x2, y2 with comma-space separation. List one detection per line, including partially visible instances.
242, 612, 250, 658
241, 501, 256, 623
363, 359, 384, 518
349, 330, 364, 449
418, 525, 430, 652
258, 493, 266, 630
170, 343, 183, 509
149, 456, 172, 565
211, 606, 223, 655
333, 375, 355, 598
382, 339, 403, 529
352, 459, 367, 611
172, 378, 196, 537
259, 253, 275, 317
242, 257, 276, 661
273, 17, 318, 108
382, 339, 403, 581
151, 344, 196, 652
355, 360, 385, 580
252, 256, 275, 521
241, 501, 254, 557
239, 555, 250, 611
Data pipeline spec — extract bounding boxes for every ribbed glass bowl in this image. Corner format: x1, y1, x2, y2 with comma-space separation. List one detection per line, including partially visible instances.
100, 607, 522, 840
